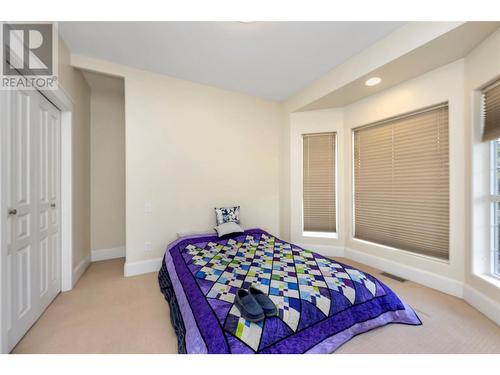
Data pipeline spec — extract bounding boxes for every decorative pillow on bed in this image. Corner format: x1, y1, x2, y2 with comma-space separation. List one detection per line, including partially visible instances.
214, 221, 244, 237
214, 206, 240, 226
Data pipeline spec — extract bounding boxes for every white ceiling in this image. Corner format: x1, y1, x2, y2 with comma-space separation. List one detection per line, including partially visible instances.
59, 22, 404, 101
301, 22, 500, 111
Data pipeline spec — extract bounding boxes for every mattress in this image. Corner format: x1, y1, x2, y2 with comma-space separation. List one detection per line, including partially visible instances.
158, 228, 421, 354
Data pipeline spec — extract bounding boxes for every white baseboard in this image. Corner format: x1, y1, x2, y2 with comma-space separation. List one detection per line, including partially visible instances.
463, 284, 500, 325
297, 243, 345, 258
72, 254, 91, 287
344, 246, 464, 298
124, 257, 163, 277
91, 246, 125, 262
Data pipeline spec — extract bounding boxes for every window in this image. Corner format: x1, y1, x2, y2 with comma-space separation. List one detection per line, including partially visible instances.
490, 140, 500, 276
303, 132, 337, 235
353, 104, 449, 259
484, 78, 500, 276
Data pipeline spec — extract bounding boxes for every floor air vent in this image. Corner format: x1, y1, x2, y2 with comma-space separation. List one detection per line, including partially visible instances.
380, 272, 407, 282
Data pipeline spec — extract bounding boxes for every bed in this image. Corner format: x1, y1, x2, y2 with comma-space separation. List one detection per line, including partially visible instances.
158, 228, 421, 354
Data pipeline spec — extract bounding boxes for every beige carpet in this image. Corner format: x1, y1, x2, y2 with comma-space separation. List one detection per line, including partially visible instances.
12, 257, 500, 354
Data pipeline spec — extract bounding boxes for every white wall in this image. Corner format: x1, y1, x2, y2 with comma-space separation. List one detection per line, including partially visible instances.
57, 40, 91, 274
70, 55, 284, 269
88, 73, 125, 253
279, 110, 291, 241
125, 71, 283, 264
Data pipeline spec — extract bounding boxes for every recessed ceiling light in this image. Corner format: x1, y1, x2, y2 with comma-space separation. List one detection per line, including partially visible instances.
365, 77, 382, 87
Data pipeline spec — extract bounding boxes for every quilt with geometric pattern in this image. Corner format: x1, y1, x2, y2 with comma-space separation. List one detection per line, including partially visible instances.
158, 228, 421, 354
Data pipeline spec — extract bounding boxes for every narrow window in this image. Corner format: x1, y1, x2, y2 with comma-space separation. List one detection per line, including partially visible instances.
490, 140, 500, 276
353, 104, 449, 259
483, 78, 500, 276
303, 132, 337, 235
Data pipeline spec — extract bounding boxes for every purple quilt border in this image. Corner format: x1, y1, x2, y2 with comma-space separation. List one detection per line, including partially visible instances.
163, 229, 421, 354
305, 301, 420, 353
164, 246, 207, 353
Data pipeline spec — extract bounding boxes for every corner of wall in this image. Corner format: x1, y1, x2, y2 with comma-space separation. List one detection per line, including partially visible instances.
279, 109, 291, 241
58, 36, 92, 273
72, 253, 90, 287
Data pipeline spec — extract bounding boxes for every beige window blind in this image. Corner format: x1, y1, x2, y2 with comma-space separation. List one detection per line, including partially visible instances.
303, 132, 337, 233
482, 79, 500, 142
353, 104, 449, 259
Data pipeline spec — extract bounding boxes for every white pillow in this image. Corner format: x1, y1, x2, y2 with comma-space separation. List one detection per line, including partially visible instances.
214, 222, 244, 237
177, 230, 216, 238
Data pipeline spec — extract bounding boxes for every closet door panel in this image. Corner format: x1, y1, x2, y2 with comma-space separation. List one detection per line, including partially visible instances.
7, 89, 37, 346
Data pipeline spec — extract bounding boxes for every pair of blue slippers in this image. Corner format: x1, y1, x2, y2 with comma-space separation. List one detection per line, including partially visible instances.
234, 286, 278, 322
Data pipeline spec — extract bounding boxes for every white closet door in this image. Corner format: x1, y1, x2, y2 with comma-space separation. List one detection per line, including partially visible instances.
6, 88, 37, 347
37, 94, 61, 312
5, 88, 61, 351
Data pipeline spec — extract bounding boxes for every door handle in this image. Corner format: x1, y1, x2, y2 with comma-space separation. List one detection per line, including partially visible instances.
8, 208, 17, 215
50, 203, 56, 208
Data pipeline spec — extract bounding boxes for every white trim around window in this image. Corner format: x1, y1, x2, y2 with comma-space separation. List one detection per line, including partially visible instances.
289, 109, 344, 249
489, 139, 500, 278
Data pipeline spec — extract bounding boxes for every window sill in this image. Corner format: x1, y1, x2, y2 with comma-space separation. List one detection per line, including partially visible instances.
350, 237, 450, 264
302, 231, 338, 239
476, 273, 500, 289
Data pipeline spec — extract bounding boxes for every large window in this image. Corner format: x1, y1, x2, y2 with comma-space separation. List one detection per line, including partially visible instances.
484, 79, 500, 276
303, 132, 337, 235
353, 104, 449, 259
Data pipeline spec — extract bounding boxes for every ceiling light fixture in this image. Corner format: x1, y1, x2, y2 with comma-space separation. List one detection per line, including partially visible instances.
365, 77, 382, 87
